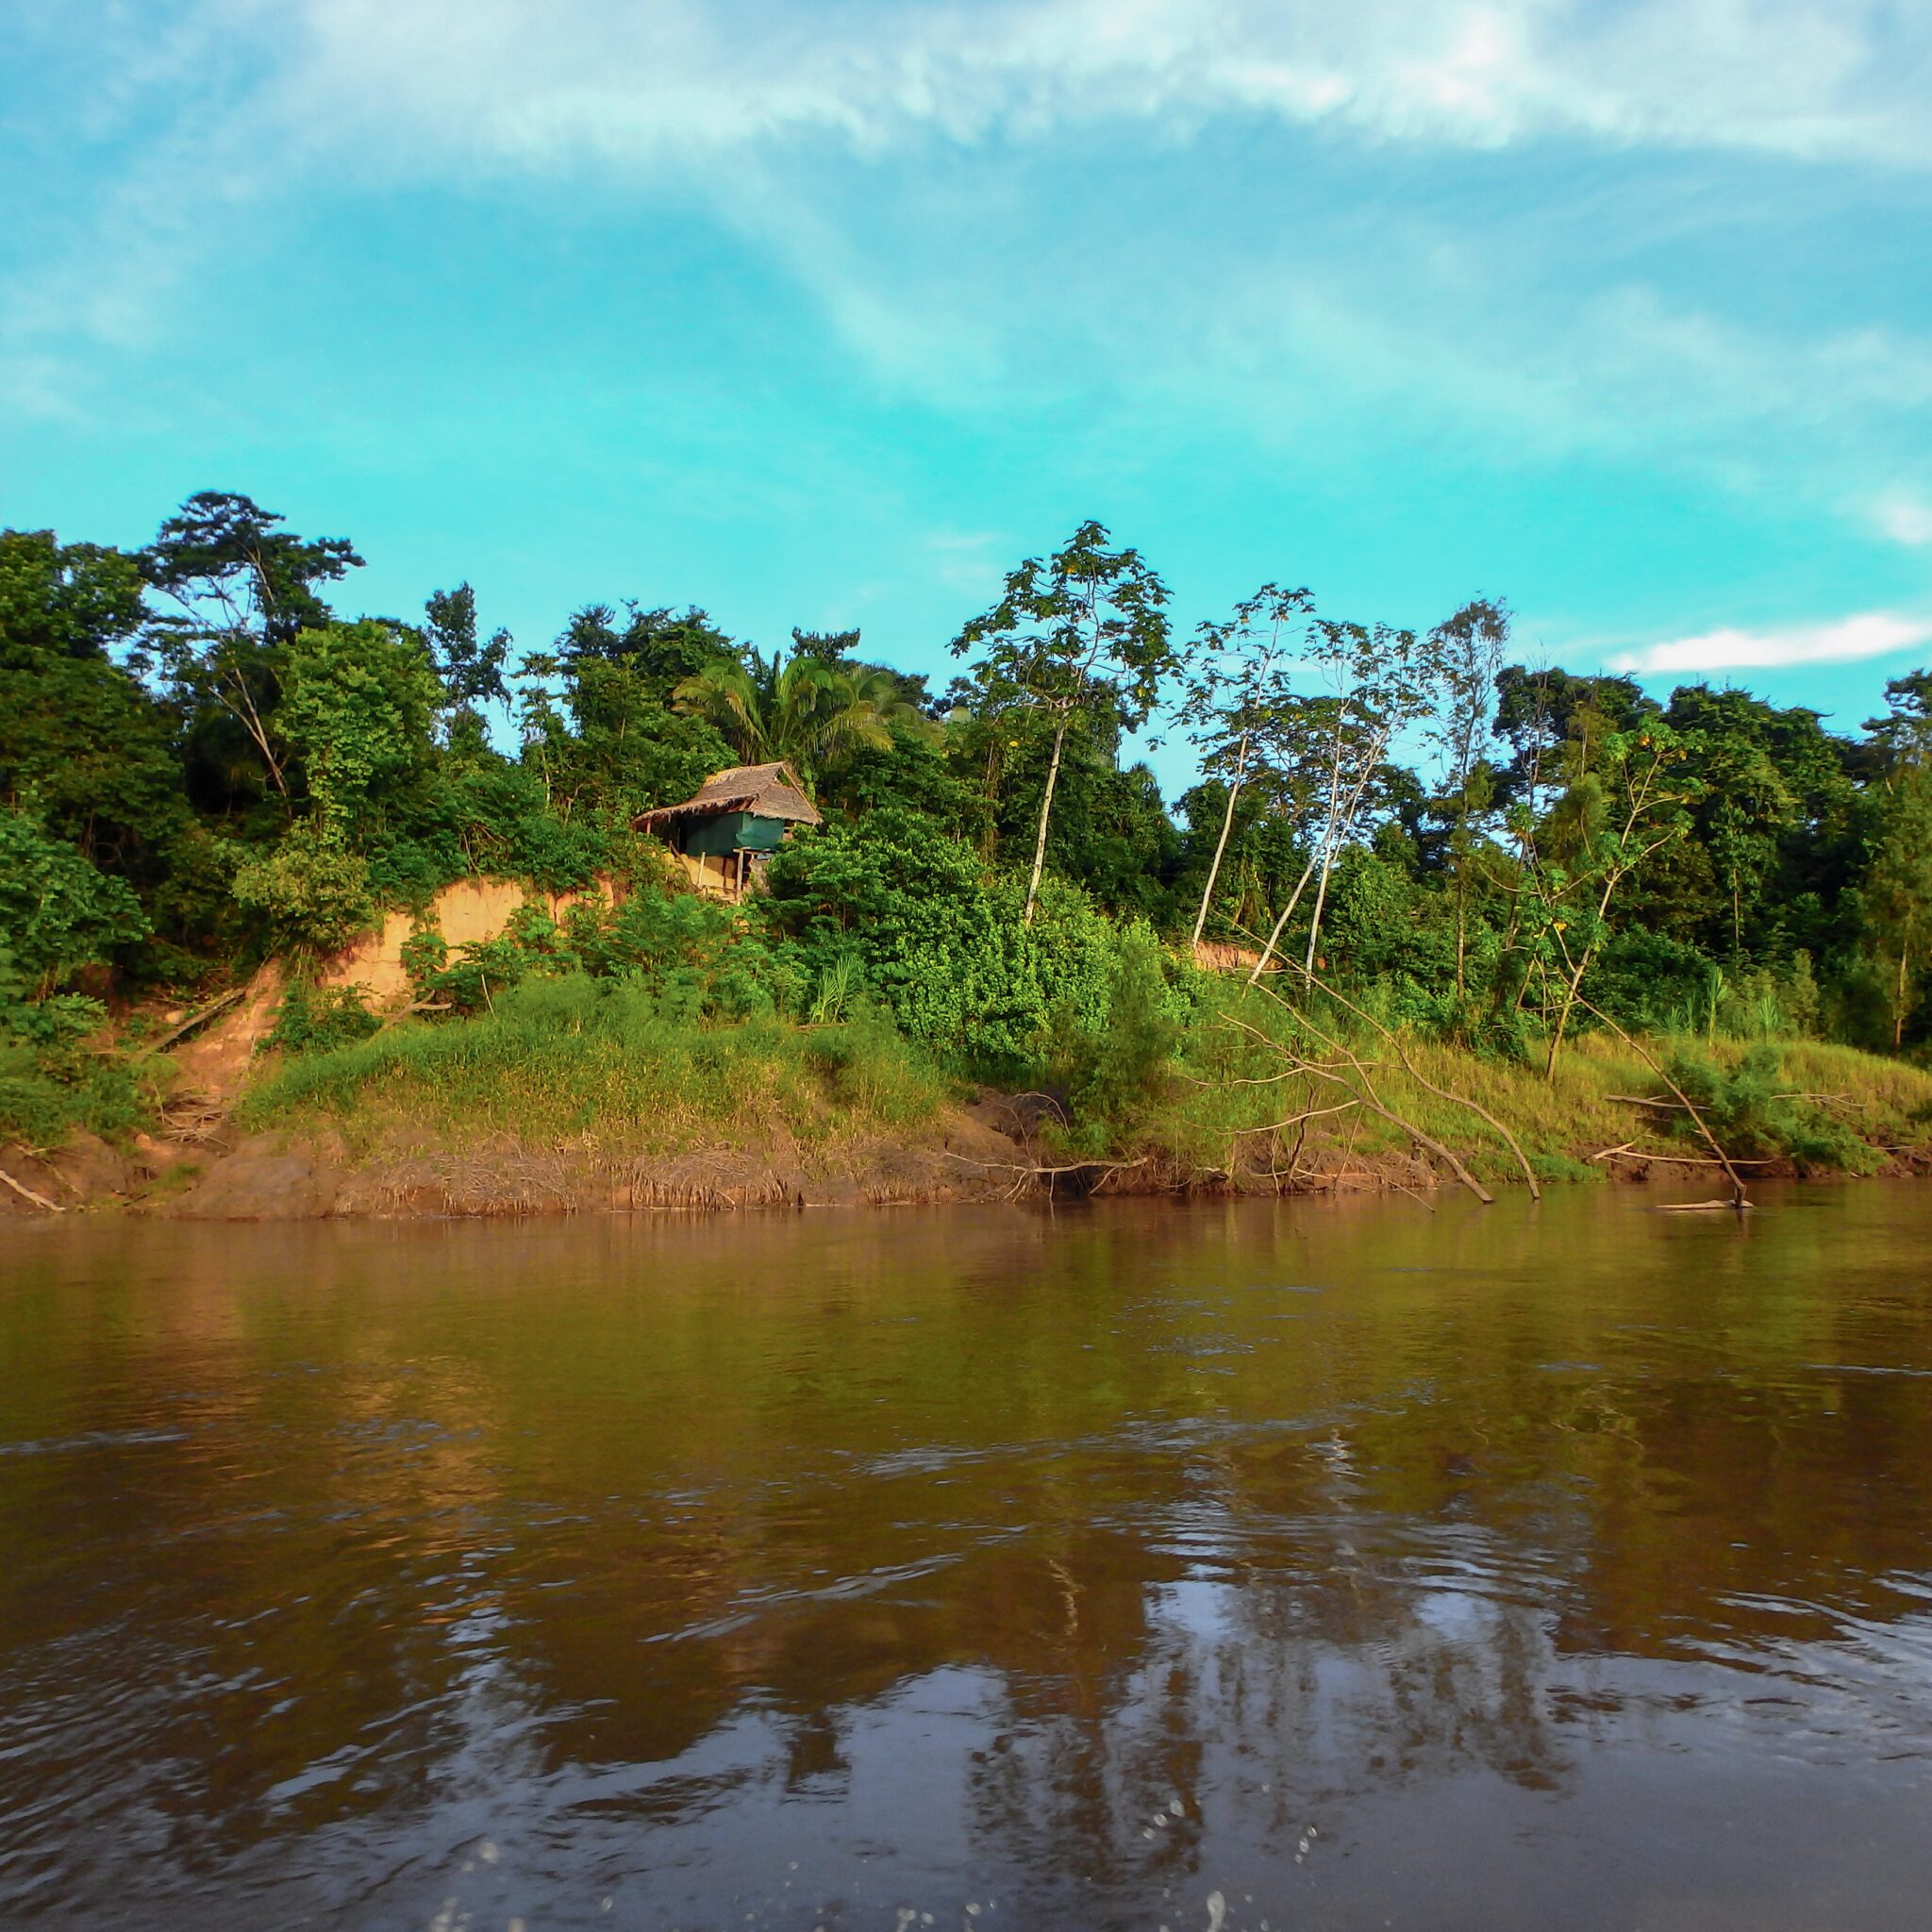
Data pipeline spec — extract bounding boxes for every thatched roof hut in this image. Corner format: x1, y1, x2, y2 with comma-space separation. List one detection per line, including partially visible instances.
634, 762, 822, 836
634, 762, 822, 901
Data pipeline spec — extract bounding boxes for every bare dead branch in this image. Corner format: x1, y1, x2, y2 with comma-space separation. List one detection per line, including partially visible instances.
0, 1165, 64, 1212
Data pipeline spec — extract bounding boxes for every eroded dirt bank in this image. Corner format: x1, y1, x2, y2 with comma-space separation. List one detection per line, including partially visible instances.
3, 1095, 1463, 1222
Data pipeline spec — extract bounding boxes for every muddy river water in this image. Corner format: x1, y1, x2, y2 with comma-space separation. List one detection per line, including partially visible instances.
4, 1187, 1932, 1929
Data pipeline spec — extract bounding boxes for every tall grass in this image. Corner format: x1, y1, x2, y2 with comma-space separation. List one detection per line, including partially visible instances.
239, 973, 950, 1154
233, 963, 1932, 1188
1128, 981, 1932, 1185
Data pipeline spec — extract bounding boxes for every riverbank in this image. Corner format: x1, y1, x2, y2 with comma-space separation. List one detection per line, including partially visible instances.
8, 988, 1932, 1219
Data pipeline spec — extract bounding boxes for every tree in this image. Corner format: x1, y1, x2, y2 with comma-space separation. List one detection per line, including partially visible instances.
424, 583, 511, 720
1864, 670, 1932, 769
1250, 616, 1443, 979
1172, 583, 1309, 947
0, 526, 147, 660
951, 521, 1175, 924
558, 602, 740, 698
790, 625, 863, 663
1427, 598, 1510, 993
277, 621, 444, 842
1857, 755, 1932, 1049
0, 809, 150, 995
142, 491, 363, 802
674, 647, 932, 782
1532, 719, 1700, 1074
0, 530, 186, 878
512, 649, 731, 827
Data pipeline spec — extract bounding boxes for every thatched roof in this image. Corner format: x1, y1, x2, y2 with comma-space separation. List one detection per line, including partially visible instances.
634, 761, 823, 830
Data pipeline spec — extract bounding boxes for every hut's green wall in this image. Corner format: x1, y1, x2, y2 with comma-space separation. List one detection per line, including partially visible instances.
682, 811, 789, 857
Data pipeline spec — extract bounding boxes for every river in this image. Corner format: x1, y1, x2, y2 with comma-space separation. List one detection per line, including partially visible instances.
4, 1187, 1932, 1929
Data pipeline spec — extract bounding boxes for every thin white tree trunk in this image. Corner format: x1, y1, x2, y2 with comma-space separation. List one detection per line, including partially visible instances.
1303, 837, 1340, 974
1191, 747, 1248, 948
1247, 848, 1320, 985
1024, 716, 1070, 926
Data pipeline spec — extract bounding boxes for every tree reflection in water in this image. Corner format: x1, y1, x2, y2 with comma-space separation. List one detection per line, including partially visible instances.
5, 1191, 1932, 1928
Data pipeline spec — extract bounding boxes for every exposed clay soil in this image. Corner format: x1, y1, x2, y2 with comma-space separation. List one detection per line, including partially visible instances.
4, 1091, 1463, 1223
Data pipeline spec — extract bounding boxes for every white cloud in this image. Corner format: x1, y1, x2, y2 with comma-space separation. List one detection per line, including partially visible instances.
1609, 610, 1932, 674
10, 0, 1932, 523
169, 0, 1932, 181
1873, 492, 1932, 547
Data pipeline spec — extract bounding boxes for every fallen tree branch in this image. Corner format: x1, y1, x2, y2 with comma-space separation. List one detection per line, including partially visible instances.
1591, 1145, 1780, 1168
375, 997, 453, 1035
0, 1165, 64, 1212
938, 1152, 1151, 1178
1268, 958, 1541, 1201
1610, 1091, 1857, 1110
139, 986, 247, 1058
1557, 983, 1752, 1208
1220, 992, 1496, 1205
1229, 1099, 1359, 1136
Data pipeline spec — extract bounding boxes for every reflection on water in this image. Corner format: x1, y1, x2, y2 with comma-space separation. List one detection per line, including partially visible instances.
4, 1188, 1932, 1929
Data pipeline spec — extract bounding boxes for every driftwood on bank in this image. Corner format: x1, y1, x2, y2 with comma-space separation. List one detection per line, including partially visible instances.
938, 1150, 1152, 1202
0, 1165, 64, 1212
138, 987, 248, 1058
1591, 1143, 1777, 1169
1259, 958, 1542, 1201
1214, 1006, 1496, 1206
1564, 991, 1753, 1209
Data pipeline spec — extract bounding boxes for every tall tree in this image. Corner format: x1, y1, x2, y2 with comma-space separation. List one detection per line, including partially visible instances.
1858, 764, 1932, 1050
1856, 679, 1932, 1049
558, 602, 739, 698
1250, 617, 1443, 979
1863, 669, 1932, 769
1427, 598, 1510, 993
142, 491, 363, 802
1533, 719, 1700, 1074
951, 522, 1174, 924
0, 529, 184, 876
673, 648, 931, 782
424, 583, 511, 722
1172, 583, 1310, 948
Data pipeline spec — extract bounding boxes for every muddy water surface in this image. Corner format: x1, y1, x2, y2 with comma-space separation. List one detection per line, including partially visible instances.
5, 1188, 1932, 1929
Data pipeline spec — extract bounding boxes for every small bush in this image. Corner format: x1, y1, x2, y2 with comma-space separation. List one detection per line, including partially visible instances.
1664, 1041, 1881, 1174
266, 981, 381, 1056
230, 823, 375, 954
0, 990, 144, 1144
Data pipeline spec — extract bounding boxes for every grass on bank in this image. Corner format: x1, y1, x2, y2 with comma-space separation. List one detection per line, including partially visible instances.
231, 960, 1932, 1189
236, 973, 952, 1158
1134, 991, 1932, 1185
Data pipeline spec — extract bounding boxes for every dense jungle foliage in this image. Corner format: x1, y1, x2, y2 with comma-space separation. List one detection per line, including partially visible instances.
6, 491, 1932, 1158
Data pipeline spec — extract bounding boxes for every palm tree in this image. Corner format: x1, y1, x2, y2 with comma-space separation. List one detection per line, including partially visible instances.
673, 648, 933, 782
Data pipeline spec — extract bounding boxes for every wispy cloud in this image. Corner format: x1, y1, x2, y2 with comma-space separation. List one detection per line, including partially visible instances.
245, 1, 1931, 176
1610, 611, 1932, 675
1873, 491, 1932, 547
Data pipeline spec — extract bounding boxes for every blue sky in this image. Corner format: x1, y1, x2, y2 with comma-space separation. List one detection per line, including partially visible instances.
6, 1, 1932, 791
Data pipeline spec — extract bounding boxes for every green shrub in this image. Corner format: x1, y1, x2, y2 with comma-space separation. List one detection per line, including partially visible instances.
230, 822, 375, 953
1043, 924, 1185, 1150
0, 988, 144, 1143
1664, 1041, 1881, 1174
0, 811, 150, 993
761, 808, 1138, 1077
266, 981, 381, 1055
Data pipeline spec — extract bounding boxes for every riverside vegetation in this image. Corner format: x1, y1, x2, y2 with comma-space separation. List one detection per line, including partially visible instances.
8, 494, 1932, 1211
